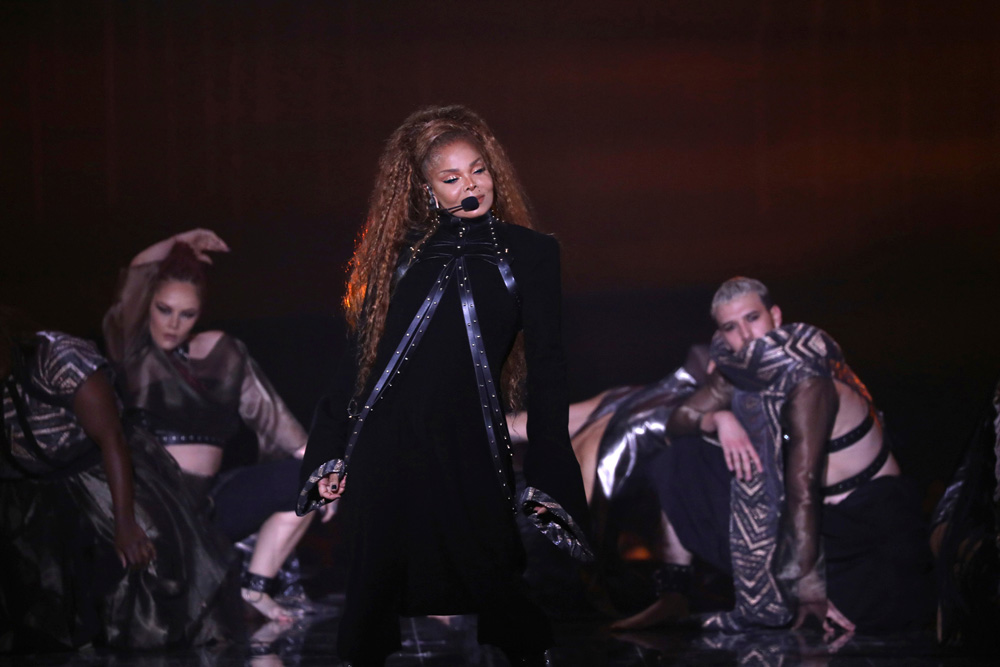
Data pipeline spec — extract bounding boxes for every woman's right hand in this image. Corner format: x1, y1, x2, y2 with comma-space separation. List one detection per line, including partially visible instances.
713, 410, 762, 481
130, 229, 230, 267
173, 229, 230, 264
317, 473, 346, 502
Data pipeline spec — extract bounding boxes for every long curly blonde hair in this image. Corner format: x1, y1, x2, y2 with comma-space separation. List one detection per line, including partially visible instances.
345, 105, 534, 407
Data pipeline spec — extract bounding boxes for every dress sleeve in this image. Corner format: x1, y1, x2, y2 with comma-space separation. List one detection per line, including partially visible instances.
518, 235, 590, 536
666, 370, 734, 437
238, 353, 308, 460
296, 336, 359, 515
779, 375, 838, 606
102, 262, 160, 364
35, 333, 109, 407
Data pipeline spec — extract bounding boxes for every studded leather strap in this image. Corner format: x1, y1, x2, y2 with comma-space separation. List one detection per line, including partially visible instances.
342, 216, 521, 511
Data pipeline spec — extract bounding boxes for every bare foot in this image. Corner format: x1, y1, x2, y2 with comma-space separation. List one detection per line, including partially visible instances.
610, 592, 689, 631
242, 587, 301, 623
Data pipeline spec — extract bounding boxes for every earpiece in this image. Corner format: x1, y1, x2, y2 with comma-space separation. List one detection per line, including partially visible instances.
424, 184, 438, 211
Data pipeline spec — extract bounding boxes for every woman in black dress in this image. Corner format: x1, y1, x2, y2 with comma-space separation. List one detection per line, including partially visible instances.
298, 105, 590, 665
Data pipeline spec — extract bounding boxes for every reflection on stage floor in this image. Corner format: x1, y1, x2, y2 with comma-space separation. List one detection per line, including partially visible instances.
1, 601, 993, 667
2, 482, 994, 666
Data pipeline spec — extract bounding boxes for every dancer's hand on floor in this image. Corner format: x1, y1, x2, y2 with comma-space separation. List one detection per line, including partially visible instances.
793, 597, 856, 640
822, 599, 855, 641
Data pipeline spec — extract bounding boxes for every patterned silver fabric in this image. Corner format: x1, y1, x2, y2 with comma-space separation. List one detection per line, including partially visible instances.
593, 366, 700, 500
705, 323, 874, 631
1, 332, 106, 478
520, 486, 595, 562
297, 457, 345, 515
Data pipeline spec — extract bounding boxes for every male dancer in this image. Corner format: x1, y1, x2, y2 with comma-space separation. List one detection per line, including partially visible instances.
614, 277, 932, 635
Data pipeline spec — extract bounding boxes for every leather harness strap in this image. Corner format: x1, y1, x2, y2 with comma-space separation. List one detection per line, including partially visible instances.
342, 215, 521, 512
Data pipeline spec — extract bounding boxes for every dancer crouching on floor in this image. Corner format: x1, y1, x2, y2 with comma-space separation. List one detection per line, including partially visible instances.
612, 277, 934, 636
103, 230, 334, 623
1, 307, 236, 651
298, 104, 591, 666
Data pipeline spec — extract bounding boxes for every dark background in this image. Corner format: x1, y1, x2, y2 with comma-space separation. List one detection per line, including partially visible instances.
2, 1, 998, 499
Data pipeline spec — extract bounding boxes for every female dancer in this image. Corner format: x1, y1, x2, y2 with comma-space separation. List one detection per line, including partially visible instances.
298, 105, 590, 666
103, 231, 330, 622
1, 308, 234, 650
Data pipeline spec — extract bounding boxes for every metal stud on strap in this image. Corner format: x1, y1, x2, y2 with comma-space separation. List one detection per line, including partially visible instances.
342, 215, 520, 514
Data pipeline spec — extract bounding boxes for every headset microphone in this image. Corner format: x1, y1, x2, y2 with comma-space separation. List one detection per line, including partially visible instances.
440, 196, 481, 213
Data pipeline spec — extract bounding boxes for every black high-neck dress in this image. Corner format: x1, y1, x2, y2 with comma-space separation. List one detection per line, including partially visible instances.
300, 212, 589, 661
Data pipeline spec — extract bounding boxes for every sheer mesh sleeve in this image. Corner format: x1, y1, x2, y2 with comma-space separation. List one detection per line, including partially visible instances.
666, 370, 734, 437
102, 262, 160, 363
237, 353, 308, 460
779, 375, 838, 605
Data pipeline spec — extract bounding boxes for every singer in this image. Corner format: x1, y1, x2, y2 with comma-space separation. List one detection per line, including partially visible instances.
298, 105, 590, 666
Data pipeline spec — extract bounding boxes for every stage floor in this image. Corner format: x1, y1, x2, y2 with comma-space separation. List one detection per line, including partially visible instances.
0, 600, 993, 667
3, 481, 995, 666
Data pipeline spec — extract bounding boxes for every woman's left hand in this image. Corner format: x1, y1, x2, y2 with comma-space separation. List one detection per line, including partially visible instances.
317, 472, 346, 501
115, 518, 156, 569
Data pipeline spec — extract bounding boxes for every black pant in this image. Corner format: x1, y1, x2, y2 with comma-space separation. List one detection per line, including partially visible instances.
182, 458, 301, 542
